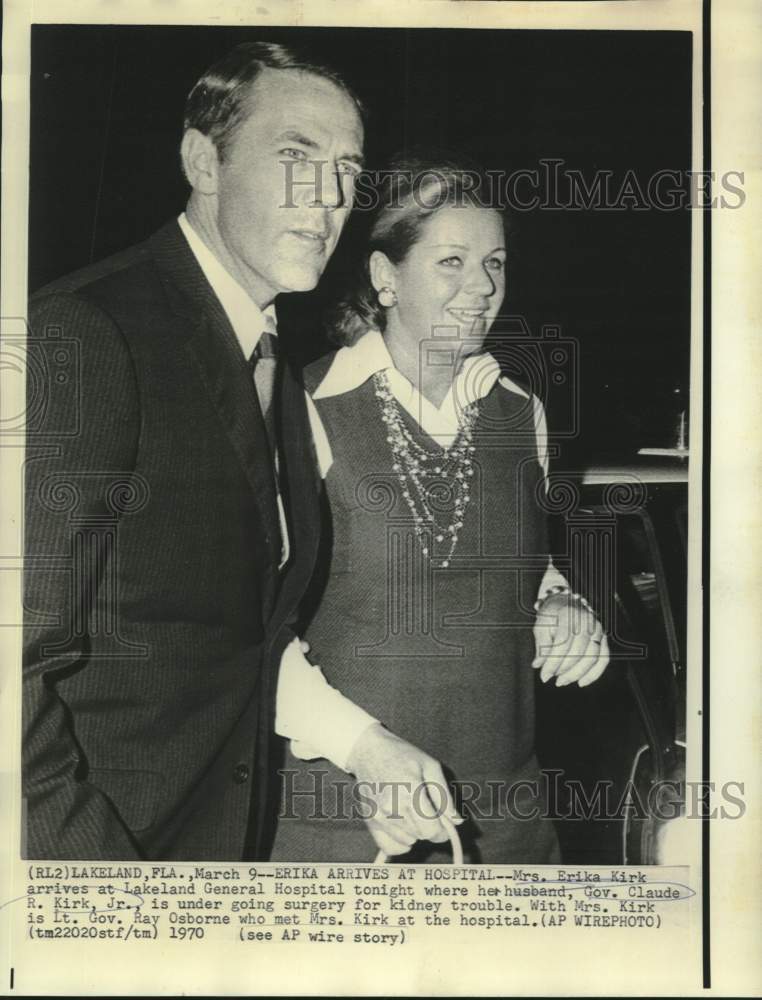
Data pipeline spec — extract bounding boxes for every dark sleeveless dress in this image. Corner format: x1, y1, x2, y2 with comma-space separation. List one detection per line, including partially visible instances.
271, 357, 560, 864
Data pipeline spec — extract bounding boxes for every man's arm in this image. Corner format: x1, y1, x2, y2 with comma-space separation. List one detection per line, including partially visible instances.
23, 293, 142, 859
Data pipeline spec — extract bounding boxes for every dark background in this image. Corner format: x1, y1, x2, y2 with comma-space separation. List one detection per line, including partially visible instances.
29, 25, 692, 467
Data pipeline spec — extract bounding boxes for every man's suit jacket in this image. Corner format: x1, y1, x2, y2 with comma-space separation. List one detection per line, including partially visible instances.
23, 220, 322, 860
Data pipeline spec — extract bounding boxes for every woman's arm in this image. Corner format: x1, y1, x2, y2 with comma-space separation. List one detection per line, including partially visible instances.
530, 392, 610, 687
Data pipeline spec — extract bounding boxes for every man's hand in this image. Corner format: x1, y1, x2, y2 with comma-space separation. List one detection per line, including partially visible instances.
533, 593, 610, 687
345, 723, 462, 858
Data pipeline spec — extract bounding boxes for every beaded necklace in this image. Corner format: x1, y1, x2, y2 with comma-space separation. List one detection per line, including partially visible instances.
372, 370, 479, 568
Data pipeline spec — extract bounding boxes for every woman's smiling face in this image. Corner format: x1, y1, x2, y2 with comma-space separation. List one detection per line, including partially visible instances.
379, 203, 506, 353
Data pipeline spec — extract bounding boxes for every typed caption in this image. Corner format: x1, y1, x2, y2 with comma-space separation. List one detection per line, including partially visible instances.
21, 862, 694, 948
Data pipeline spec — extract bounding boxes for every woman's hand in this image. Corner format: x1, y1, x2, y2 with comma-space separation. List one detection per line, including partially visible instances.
532, 593, 610, 687
345, 723, 463, 858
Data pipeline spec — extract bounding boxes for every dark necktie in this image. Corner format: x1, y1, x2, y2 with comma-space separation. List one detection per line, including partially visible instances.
249, 323, 288, 567
248, 325, 279, 459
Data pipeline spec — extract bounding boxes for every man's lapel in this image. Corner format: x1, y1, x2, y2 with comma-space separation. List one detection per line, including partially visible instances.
277, 359, 322, 570
149, 221, 281, 555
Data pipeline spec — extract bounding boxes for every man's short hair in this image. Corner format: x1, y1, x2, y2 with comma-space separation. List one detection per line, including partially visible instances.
183, 40, 366, 161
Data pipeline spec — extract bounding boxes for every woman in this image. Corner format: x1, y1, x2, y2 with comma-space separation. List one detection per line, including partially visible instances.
272, 157, 609, 863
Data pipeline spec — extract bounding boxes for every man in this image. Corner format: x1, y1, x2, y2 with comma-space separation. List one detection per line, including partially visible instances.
23, 41, 424, 861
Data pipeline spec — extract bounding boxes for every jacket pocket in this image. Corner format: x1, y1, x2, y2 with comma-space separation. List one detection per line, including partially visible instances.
88, 766, 165, 833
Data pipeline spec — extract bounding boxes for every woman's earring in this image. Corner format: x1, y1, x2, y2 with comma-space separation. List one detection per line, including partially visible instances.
377, 286, 397, 308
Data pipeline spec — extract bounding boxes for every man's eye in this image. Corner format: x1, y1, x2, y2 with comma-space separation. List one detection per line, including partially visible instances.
337, 161, 361, 178
486, 257, 505, 271
440, 256, 462, 267
280, 147, 307, 160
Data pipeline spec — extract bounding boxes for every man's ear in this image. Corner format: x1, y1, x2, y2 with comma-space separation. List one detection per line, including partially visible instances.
180, 129, 220, 195
369, 250, 396, 294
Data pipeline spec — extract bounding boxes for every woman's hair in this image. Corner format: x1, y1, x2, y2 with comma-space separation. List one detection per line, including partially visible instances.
329, 151, 507, 345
